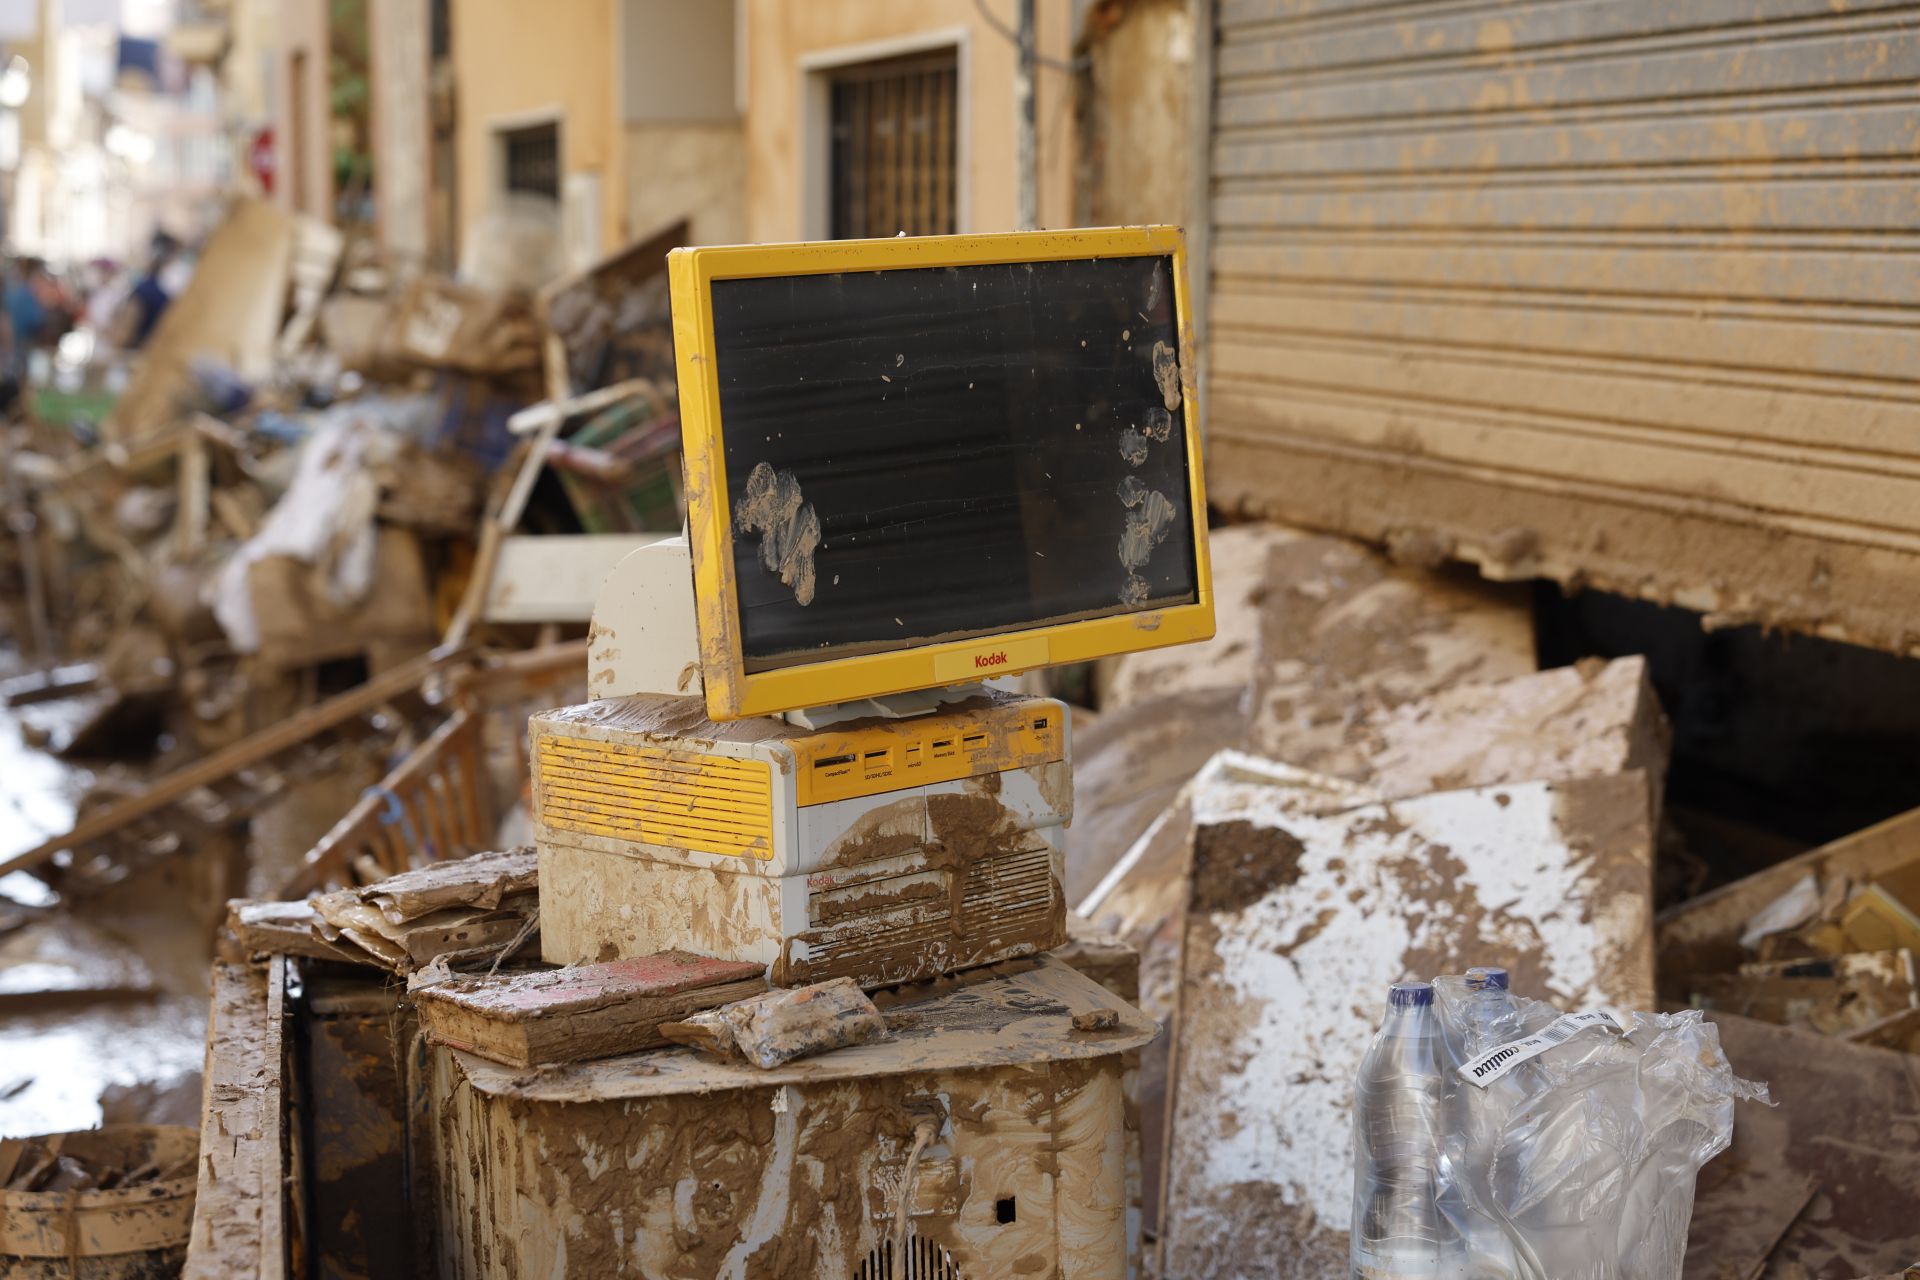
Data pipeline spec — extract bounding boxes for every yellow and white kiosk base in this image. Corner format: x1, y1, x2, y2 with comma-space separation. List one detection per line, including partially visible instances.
531, 539, 1071, 988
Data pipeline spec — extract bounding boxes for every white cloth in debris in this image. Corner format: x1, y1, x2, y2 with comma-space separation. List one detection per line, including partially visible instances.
207, 412, 381, 653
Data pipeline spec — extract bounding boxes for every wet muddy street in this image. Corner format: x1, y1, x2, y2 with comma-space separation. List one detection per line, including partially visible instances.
0, 648, 212, 1137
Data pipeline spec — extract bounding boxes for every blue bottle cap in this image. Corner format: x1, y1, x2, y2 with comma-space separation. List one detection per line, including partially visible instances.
1466, 967, 1510, 991
1389, 981, 1434, 1008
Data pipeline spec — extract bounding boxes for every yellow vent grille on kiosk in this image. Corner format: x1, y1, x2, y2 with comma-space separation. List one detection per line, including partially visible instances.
535, 735, 775, 860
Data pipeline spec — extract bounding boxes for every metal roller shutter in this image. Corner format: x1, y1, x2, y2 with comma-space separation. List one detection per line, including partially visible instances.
1198, 0, 1920, 654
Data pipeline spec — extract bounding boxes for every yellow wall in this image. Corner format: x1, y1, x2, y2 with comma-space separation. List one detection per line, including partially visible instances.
742, 0, 1079, 243
449, 0, 1080, 265
625, 123, 749, 248
448, 0, 622, 266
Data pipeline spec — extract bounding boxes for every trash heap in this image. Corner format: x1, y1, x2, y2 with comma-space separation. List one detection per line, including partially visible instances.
0, 199, 690, 900
0, 203, 694, 1186
5, 206, 1920, 1278
1075, 524, 1920, 1277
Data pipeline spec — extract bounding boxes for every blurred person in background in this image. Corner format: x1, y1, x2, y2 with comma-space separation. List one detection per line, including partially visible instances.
1, 256, 76, 400
118, 233, 181, 349
4, 256, 51, 376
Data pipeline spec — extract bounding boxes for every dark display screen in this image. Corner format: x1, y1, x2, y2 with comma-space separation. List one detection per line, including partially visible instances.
709, 255, 1197, 671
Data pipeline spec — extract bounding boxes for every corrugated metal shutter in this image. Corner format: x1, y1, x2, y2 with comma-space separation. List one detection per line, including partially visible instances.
1200, 0, 1920, 654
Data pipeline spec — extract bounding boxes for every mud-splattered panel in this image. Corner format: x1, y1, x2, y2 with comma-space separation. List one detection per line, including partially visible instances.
1158, 766, 1656, 1276
1204, 0, 1920, 656
709, 256, 1199, 669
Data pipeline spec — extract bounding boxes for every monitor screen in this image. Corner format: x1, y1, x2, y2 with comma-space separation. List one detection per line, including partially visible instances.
708, 254, 1199, 673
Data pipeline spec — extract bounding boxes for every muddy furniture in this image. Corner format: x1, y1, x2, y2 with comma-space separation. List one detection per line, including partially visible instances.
427, 956, 1151, 1279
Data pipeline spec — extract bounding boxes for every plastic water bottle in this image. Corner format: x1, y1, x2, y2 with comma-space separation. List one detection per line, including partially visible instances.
1459, 967, 1524, 1280
1462, 967, 1516, 1057
1352, 981, 1468, 1279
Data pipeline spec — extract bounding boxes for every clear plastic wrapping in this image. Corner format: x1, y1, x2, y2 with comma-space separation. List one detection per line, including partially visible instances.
1352, 972, 1771, 1280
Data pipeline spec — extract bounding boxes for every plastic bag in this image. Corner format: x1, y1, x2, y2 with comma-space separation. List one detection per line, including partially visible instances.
1352, 971, 1770, 1280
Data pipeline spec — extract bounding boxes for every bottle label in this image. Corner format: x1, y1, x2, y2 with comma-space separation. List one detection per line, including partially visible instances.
1457, 1009, 1623, 1087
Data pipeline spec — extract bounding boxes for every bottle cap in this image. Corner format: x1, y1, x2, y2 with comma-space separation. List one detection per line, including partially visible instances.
1388, 981, 1434, 1008
1466, 967, 1510, 991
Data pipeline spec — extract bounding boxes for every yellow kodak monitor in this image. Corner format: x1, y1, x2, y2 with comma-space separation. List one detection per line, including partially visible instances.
669, 227, 1214, 721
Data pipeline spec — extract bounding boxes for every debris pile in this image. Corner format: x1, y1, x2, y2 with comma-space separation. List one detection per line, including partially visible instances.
1662, 821, 1920, 1055
225, 846, 539, 975
1, 1126, 195, 1193
0, 203, 688, 1167
0, 199, 689, 904
1075, 523, 1920, 1276
6, 205, 1920, 1277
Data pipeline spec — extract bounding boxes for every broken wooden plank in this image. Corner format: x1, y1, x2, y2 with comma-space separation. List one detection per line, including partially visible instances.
185, 960, 287, 1280
1, 663, 101, 706
1695, 951, 1918, 1037
419, 951, 767, 1068
1847, 1004, 1920, 1056
1159, 767, 1657, 1276
0, 646, 463, 879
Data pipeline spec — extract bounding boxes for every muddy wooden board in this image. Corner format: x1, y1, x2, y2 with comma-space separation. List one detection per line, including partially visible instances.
417, 950, 766, 1068
1684, 1014, 1920, 1279
449, 956, 1155, 1103
1159, 768, 1656, 1276
1080, 752, 1372, 1240
185, 960, 286, 1280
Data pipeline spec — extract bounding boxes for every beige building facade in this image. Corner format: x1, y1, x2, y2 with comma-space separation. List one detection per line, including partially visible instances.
741, 0, 1079, 242
439, 0, 1091, 271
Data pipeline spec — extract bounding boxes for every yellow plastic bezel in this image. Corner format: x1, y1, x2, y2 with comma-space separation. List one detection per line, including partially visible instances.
668, 226, 1215, 721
